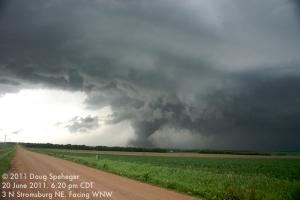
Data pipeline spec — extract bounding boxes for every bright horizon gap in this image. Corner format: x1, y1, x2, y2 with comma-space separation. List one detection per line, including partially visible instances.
0, 88, 134, 146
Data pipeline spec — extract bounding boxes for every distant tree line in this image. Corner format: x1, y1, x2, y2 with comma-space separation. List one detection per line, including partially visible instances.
195, 149, 271, 156
0, 142, 16, 149
23, 143, 168, 153
21, 142, 287, 155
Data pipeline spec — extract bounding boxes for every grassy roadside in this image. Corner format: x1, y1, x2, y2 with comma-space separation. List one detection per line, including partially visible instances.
32, 148, 300, 200
0, 145, 16, 181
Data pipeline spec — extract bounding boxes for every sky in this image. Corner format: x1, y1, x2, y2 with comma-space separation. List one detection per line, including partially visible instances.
0, 0, 299, 150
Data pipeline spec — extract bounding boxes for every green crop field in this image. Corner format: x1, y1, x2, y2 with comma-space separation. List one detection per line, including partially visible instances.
33, 148, 300, 200
0, 144, 16, 180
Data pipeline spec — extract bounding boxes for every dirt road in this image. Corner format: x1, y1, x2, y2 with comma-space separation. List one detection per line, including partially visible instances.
1, 147, 198, 200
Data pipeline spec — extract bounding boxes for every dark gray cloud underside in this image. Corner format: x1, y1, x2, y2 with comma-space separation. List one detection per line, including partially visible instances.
0, 0, 300, 150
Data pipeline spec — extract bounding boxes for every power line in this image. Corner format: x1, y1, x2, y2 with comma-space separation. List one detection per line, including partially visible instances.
4, 134, 7, 143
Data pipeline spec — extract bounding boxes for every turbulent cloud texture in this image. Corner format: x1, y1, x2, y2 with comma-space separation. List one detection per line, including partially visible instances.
0, 0, 300, 150
66, 116, 100, 133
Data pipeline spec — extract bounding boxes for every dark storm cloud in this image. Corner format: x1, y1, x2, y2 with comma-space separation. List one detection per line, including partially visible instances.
292, 0, 300, 19
102, 68, 300, 150
66, 116, 99, 133
0, 0, 300, 150
0, 78, 20, 86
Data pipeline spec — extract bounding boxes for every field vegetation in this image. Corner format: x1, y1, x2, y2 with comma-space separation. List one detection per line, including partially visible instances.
0, 143, 16, 180
32, 148, 300, 200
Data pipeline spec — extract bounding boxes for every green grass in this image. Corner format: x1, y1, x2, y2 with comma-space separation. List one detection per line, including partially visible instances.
33, 149, 300, 200
0, 144, 16, 181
